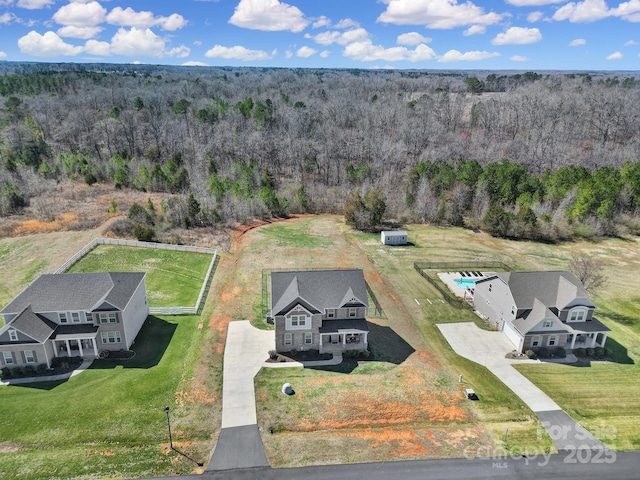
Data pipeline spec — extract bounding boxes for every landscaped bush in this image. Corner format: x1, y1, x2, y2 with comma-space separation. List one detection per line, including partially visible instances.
268, 349, 277, 360
525, 349, 536, 359
536, 347, 550, 358
36, 364, 48, 374
553, 347, 566, 358
23, 365, 36, 376
1, 367, 11, 379
575, 348, 586, 357
595, 347, 606, 358
586, 347, 596, 357
12, 367, 25, 377
289, 348, 297, 357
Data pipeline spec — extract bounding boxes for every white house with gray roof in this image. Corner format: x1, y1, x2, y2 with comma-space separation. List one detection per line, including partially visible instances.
473, 271, 609, 353
270, 269, 369, 354
0, 272, 148, 369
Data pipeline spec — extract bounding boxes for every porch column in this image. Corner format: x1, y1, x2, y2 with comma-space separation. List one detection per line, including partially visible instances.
590, 334, 598, 347
65, 339, 71, 356
319, 335, 323, 348
570, 334, 577, 349
53, 341, 59, 357
363, 332, 369, 348
92, 339, 98, 356
598, 332, 608, 347
342, 334, 346, 346
77, 340, 84, 357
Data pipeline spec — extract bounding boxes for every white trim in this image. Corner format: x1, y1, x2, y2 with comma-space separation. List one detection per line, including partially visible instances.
568, 308, 587, 323
304, 332, 313, 344
284, 332, 292, 346
24, 350, 36, 363
2, 351, 14, 364
8, 329, 18, 341
547, 334, 558, 346
531, 335, 541, 347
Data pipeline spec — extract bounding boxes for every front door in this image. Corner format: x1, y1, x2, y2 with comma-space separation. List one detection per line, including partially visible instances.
330, 334, 340, 344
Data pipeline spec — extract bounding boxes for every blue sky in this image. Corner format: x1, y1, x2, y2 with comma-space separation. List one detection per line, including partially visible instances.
0, 0, 638, 70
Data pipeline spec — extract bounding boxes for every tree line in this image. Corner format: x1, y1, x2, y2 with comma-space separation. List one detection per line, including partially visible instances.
0, 64, 639, 241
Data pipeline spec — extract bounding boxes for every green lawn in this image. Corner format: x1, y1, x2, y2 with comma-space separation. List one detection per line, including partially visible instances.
0, 314, 214, 479
67, 245, 213, 307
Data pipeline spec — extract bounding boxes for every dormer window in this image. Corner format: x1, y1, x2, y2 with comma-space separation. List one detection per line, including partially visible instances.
59, 312, 68, 323
543, 320, 553, 328
286, 310, 310, 330
9, 329, 18, 341
327, 309, 335, 318
349, 308, 357, 317
568, 309, 586, 323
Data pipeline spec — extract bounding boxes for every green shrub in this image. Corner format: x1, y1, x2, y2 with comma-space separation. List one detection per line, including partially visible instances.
36, 364, 48, 374
575, 348, 586, 357
12, 367, 25, 377
525, 349, 536, 359
595, 347, 606, 358
553, 347, 566, 358
536, 347, 550, 358
586, 347, 596, 357
268, 349, 277, 360
23, 365, 36, 376
0, 367, 11, 379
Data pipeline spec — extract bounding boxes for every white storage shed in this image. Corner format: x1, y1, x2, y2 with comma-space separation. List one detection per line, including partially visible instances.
381, 230, 408, 245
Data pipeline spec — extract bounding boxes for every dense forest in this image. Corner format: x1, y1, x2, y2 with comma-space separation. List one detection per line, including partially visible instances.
1, 63, 639, 241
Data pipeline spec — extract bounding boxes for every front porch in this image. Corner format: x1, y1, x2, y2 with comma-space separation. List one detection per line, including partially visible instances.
51, 324, 100, 359
318, 319, 369, 355
566, 318, 610, 349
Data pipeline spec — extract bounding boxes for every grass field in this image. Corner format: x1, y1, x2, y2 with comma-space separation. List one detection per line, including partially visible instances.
67, 245, 213, 307
0, 314, 216, 479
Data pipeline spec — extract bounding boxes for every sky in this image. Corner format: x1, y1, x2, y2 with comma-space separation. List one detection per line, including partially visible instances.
0, 0, 639, 71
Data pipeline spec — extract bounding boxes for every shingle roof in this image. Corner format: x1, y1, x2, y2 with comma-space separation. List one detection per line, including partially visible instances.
6, 306, 57, 343
319, 319, 369, 333
513, 298, 568, 335
1, 272, 145, 315
496, 271, 595, 310
271, 269, 368, 316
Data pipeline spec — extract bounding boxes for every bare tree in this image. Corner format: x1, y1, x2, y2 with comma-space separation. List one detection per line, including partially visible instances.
568, 254, 606, 294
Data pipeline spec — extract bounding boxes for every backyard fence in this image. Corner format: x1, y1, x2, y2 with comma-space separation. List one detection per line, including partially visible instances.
55, 237, 218, 315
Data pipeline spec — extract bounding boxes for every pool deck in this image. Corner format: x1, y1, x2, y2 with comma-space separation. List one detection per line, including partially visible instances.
437, 271, 493, 300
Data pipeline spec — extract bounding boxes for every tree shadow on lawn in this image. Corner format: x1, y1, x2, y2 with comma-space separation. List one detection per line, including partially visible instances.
90, 316, 177, 370
308, 321, 415, 374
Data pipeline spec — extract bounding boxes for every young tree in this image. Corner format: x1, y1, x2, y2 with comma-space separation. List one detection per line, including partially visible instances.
568, 254, 606, 295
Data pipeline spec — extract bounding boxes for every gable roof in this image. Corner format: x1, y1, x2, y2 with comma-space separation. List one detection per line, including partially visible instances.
1, 272, 145, 315
512, 298, 568, 335
271, 269, 368, 316
4, 305, 58, 343
495, 271, 595, 311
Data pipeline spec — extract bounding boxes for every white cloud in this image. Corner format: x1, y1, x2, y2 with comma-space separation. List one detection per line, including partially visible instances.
18, 30, 83, 56
285, 49, 293, 58
53, 1, 106, 28
397, 32, 431, 45
511, 55, 530, 61
305, 27, 369, 46
463, 25, 486, 36
505, 0, 563, 5
553, 0, 610, 23
343, 39, 436, 62
606, 51, 623, 59
167, 45, 191, 58
0, 51, 6, 58
438, 49, 500, 62
612, 0, 640, 22
17, 0, 54, 9
183, 61, 209, 67
0, 12, 17, 24
625, 39, 639, 46
527, 11, 544, 22
106, 7, 187, 31
377, 0, 507, 29
57, 25, 103, 39
84, 39, 110, 55
205, 44, 274, 61
229, 0, 308, 32
569, 38, 586, 46
320, 49, 330, 58
334, 18, 359, 29
312, 15, 331, 28
492, 26, 542, 45
110, 27, 166, 57
296, 46, 316, 57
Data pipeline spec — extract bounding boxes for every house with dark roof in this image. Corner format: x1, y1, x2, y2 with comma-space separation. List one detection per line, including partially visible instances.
473, 271, 610, 353
0, 272, 148, 369
270, 269, 369, 354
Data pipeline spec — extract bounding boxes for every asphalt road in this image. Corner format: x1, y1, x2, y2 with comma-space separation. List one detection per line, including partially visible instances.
152, 450, 640, 480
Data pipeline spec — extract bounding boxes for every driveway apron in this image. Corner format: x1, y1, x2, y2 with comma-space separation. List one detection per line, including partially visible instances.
437, 322, 606, 451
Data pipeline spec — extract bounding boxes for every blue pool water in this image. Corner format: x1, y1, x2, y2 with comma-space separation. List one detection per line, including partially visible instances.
455, 278, 476, 288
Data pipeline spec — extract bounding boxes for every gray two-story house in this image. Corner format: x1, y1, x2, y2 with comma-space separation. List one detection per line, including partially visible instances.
270, 269, 369, 354
0, 272, 148, 369
473, 271, 610, 353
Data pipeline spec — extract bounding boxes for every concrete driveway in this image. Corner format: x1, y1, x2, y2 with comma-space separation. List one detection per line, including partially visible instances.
437, 322, 605, 451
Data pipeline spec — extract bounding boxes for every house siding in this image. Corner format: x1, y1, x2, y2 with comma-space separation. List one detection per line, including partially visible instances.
0, 343, 49, 368
474, 279, 515, 330
120, 279, 149, 349
274, 312, 322, 352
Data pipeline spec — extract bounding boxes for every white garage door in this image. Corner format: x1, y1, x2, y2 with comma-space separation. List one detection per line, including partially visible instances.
503, 321, 523, 351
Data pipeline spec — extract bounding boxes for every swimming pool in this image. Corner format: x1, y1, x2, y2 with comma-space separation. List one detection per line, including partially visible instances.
455, 278, 477, 288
